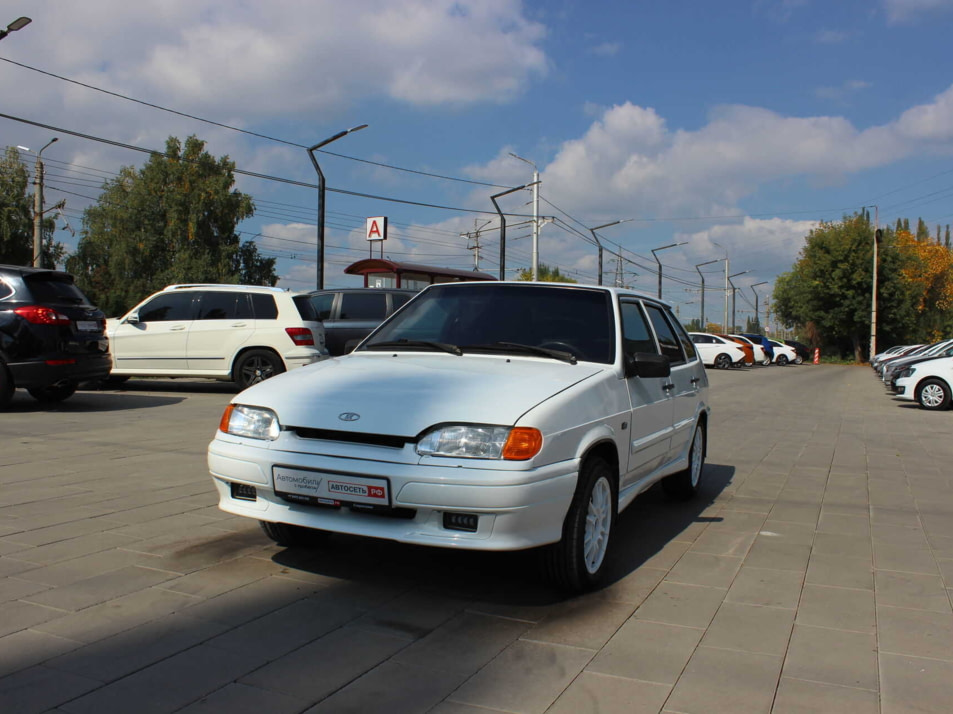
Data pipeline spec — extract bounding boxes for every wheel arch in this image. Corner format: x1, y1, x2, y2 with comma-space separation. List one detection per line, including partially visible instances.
231, 345, 286, 374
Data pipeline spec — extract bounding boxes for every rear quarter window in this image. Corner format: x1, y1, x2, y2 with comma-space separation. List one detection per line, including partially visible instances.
292, 295, 318, 321
250, 293, 278, 320
0, 279, 13, 301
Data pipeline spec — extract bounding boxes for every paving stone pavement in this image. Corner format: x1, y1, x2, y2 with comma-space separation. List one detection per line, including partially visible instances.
0, 366, 951, 713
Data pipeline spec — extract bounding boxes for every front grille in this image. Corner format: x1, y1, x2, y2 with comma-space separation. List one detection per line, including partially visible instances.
291, 427, 412, 449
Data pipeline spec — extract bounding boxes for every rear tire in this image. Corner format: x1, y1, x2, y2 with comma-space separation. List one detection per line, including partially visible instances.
234, 350, 285, 390
662, 422, 706, 501
0, 365, 14, 408
794, 355, 804, 365
776, 354, 789, 366
543, 456, 616, 593
713, 353, 732, 370
27, 382, 78, 403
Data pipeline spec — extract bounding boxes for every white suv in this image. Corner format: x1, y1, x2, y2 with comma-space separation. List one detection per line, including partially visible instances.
107, 284, 328, 389
209, 282, 710, 592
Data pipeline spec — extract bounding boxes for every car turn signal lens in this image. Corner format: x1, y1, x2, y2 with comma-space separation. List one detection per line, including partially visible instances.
502, 427, 543, 460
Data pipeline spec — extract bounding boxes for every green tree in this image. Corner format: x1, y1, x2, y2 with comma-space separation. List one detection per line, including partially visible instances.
0, 147, 65, 267
773, 213, 914, 362
516, 263, 578, 283
67, 136, 274, 315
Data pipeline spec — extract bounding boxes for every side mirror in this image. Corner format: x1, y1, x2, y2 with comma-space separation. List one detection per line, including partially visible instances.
124, 312, 140, 325
624, 352, 671, 379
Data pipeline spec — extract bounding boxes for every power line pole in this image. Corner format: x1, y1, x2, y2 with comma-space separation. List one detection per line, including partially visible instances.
462, 219, 491, 271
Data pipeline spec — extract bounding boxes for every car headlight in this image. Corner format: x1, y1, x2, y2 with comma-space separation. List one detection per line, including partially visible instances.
898, 367, 915, 378
219, 404, 281, 440
416, 424, 542, 460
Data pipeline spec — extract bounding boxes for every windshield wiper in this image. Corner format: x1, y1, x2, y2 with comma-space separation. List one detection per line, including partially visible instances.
464, 341, 577, 365
364, 339, 462, 356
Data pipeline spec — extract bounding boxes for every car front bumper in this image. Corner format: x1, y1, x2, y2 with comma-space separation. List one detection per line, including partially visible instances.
208, 434, 579, 551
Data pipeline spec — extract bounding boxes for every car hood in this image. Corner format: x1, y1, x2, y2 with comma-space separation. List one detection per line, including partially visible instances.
235, 352, 608, 435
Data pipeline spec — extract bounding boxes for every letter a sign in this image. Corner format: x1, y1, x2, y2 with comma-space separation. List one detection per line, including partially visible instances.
366, 216, 387, 242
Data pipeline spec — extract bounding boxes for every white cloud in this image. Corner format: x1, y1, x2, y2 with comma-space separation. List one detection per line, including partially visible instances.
814, 29, 849, 44
815, 79, 872, 101
882, 0, 953, 23
589, 42, 622, 57
5, 0, 548, 122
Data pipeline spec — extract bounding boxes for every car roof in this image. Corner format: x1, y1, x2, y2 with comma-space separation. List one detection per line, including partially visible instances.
163, 283, 289, 293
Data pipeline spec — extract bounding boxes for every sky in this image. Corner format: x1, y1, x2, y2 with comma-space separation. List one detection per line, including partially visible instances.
3, 0, 953, 325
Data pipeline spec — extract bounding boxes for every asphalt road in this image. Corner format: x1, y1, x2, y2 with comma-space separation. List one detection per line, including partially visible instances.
1, 365, 952, 713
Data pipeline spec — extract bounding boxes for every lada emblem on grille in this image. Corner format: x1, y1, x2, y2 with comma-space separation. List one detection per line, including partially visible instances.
338, 412, 361, 422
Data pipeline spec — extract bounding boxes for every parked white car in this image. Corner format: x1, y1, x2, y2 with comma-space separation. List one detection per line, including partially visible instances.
107, 284, 328, 389
767, 340, 798, 366
689, 332, 747, 369
208, 282, 711, 592
893, 355, 953, 410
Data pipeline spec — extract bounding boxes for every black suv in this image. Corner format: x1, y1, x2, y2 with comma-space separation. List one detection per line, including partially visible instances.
308, 288, 417, 355
0, 264, 111, 407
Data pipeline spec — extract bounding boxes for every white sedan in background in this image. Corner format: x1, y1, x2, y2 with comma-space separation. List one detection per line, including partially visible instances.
767, 340, 799, 366
893, 355, 953, 410
689, 333, 748, 369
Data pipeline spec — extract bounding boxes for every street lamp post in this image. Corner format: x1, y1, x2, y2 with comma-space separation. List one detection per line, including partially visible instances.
751, 281, 768, 332
712, 242, 730, 333
490, 181, 539, 281
509, 153, 540, 281
589, 219, 633, 286
0, 16, 31, 41
307, 124, 368, 290
695, 259, 722, 332
651, 242, 688, 299
19, 138, 59, 268
727, 270, 749, 333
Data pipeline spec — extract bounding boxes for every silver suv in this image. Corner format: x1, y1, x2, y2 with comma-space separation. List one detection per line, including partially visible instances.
107, 284, 328, 389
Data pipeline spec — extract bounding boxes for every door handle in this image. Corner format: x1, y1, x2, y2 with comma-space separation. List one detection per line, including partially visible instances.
170, 325, 186, 331
231, 322, 247, 327
662, 383, 675, 391
691, 377, 701, 385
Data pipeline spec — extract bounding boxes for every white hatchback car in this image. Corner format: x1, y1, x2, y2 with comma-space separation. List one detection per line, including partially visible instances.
893, 355, 953, 410
108, 284, 328, 389
209, 282, 711, 592
689, 332, 747, 369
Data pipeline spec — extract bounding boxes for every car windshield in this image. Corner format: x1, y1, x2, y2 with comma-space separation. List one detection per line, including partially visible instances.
360, 283, 615, 364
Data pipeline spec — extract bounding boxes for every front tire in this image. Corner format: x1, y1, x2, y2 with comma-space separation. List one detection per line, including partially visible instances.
233, 350, 285, 390
916, 379, 951, 410
761, 357, 772, 366
713, 353, 732, 370
543, 456, 616, 593
28, 382, 78, 403
259, 521, 312, 547
663, 422, 706, 501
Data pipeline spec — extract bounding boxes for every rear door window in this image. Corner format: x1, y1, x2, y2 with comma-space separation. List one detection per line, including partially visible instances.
644, 303, 686, 365
195, 292, 252, 320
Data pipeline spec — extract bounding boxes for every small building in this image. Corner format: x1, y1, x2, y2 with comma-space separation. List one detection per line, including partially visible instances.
344, 259, 496, 290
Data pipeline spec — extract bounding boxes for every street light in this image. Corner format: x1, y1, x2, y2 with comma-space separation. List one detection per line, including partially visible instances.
751, 281, 768, 332
490, 181, 539, 281
589, 219, 633, 286
651, 242, 688, 299
727, 270, 749, 333
695, 259, 723, 332
509, 153, 541, 281
0, 16, 31, 41
712, 241, 730, 333
19, 138, 59, 268
307, 124, 368, 290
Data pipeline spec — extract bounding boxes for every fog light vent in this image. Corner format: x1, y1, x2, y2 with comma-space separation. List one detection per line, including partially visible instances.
230, 482, 258, 501
443, 512, 479, 533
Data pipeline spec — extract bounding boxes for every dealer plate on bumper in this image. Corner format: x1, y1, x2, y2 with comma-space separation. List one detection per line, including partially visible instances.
273, 466, 390, 507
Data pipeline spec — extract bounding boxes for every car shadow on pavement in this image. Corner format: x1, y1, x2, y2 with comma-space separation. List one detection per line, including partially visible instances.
270, 461, 735, 607
3, 390, 187, 412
